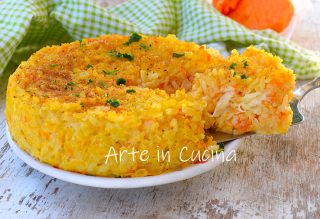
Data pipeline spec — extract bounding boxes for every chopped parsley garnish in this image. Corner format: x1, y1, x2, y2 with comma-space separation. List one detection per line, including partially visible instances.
99, 81, 107, 88
50, 64, 58, 68
86, 64, 93, 69
232, 72, 237, 77
51, 79, 57, 84
74, 93, 80, 97
106, 99, 120, 108
139, 43, 150, 51
121, 53, 134, 61
172, 53, 185, 58
107, 50, 116, 57
66, 81, 76, 86
108, 50, 134, 61
103, 69, 118, 75
116, 78, 126, 86
87, 79, 94, 85
80, 102, 84, 107
79, 39, 85, 48
124, 32, 142, 45
102, 93, 108, 97
218, 143, 225, 152
241, 74, 248, 79
65, 81, 77, 90
218, 142, 224, 149
243, 60, 249, 68
213, 143, 225, 154
229, 62, 237, 70
126, 89, 136, 93
43, 94, 49, 98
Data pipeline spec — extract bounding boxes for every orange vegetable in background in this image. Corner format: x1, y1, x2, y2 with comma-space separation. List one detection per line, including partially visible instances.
212, 0, 294, 33
213, 0, 240, 15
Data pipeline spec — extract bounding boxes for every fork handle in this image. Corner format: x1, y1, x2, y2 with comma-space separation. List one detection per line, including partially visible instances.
294, 76, 320, 101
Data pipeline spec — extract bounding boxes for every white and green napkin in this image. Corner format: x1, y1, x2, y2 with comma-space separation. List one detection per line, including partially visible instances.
0, 0, 319, 86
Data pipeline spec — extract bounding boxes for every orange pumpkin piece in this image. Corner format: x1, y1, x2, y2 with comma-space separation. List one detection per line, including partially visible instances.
212, 0, 294, 33
213, 0, 241, 15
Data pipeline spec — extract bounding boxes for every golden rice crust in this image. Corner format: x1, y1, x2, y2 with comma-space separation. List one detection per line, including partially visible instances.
6, 34, 295, 177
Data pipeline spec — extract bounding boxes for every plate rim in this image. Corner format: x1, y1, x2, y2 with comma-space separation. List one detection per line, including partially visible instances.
6, 125, 241, 189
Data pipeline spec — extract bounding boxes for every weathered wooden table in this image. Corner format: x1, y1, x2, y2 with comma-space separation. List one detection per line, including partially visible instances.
1, 1, 320, 218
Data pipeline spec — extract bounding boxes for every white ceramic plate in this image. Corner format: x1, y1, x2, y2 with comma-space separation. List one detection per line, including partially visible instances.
6, 125, 241, 188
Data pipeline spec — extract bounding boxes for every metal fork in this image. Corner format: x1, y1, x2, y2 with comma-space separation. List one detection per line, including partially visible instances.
206, 76, 320, 143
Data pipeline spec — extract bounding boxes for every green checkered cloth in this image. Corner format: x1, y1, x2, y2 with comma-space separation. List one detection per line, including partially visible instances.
0, 0, 319, 85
